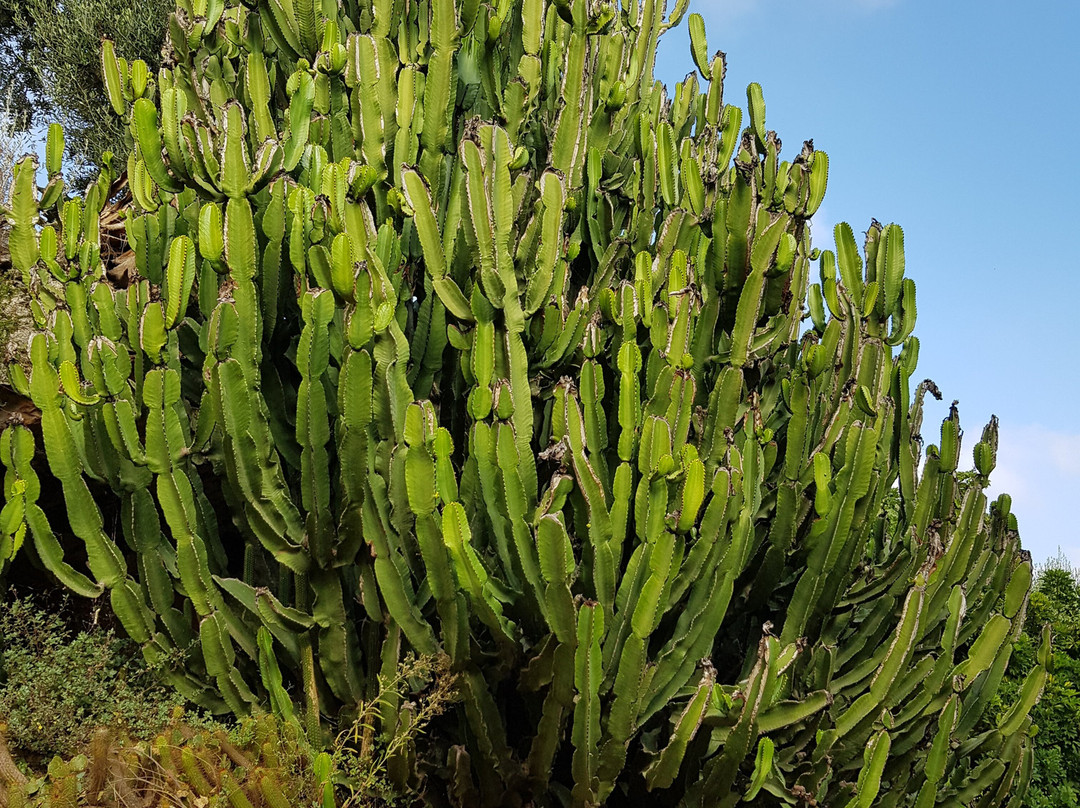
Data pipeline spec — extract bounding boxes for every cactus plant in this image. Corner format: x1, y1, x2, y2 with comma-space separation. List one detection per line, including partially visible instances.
1, 0, 1040, 804
0, 714, 328, 808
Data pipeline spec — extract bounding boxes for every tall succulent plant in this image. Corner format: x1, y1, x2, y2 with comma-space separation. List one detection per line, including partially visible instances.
0, 0, 1041, 804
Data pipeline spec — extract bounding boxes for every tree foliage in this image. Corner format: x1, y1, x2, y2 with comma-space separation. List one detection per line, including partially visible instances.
989, 553, 1080, 807
0, 0, 172, 177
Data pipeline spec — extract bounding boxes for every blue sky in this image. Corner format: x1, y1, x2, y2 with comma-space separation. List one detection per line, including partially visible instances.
655, 0, 1080, 567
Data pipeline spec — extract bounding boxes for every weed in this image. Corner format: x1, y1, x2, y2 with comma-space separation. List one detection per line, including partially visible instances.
332, 654, 460, 807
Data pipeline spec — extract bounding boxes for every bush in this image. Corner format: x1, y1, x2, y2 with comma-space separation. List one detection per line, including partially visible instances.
987, 552, 1080, 807
0, 595, 186, 758
0, 605, 457, 808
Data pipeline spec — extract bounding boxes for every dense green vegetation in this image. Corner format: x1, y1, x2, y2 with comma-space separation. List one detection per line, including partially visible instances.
0, 0, 1046, 804
0, 595, 457, 805
989, 555, 1080, 807
0, 595, 187, 758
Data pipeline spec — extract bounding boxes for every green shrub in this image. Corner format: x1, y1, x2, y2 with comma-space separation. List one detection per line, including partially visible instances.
986, 553, 1080, 807
0, 595, 187, 758
0, 638, 456, 808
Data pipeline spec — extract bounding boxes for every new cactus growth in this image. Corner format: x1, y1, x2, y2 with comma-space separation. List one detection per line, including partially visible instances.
1, 0, 1039, 804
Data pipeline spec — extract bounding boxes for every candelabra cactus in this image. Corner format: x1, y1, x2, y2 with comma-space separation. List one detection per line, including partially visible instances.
0, 0, 1040, 804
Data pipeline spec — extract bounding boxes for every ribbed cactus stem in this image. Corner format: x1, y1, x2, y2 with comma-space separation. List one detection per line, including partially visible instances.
3, 783, 26, 808
87, 727, 111, 799
214, 731, 254, 770
299, 633, 322, 745
222, 769, 256, 808
258, 773, 291, 808
243, 544, 256, 585
180, 747, 215, 797
0, 729, 26, 790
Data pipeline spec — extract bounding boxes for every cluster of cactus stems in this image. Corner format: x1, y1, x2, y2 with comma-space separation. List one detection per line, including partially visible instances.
0, 718, 333, 808
0, 0, 1042, 804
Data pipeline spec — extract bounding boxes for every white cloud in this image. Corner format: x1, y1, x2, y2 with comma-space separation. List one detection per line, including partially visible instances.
986, 423, 1080, 567
1048, 432, 1080, 476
